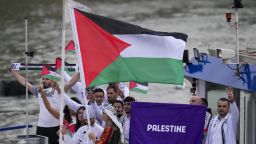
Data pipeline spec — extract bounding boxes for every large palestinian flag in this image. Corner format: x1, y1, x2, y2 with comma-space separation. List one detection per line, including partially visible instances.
69, 7, 188, 87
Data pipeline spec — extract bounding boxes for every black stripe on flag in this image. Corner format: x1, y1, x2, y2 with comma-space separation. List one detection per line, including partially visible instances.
44, 64, 56, 72
136, 82, 148, 87
76, 9, 188, 42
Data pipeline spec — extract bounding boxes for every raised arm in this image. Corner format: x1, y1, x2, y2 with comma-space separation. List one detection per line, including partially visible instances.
64, 72, 80, 93
10, 70, 34, 93
227, 87, 239, 127
64, 72, 88, 103
91, 102, 103, 124
38, 86, 60, 119
63, 93, 83, 112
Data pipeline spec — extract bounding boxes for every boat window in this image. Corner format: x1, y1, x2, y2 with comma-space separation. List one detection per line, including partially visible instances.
206, 82, 227, 115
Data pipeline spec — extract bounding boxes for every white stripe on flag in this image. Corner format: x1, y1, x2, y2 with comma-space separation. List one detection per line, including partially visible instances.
135, 84, 148, 91
116, 34, 186, 60
49, 71, 60, 78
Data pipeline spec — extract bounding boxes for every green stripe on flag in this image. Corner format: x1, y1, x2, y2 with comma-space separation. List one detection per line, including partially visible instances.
43, 75, 60, 81
131, 88, 148, 94
89, 57, 184, 87
66, 50, 76, 54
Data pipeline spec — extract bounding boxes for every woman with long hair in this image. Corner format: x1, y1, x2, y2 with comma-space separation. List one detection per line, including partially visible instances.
74, 106, 86, 132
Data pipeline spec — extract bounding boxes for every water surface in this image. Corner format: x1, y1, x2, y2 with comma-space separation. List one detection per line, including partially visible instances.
0, 0, 255, 143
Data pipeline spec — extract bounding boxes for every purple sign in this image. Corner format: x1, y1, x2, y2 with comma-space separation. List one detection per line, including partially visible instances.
130, 102, 206, 144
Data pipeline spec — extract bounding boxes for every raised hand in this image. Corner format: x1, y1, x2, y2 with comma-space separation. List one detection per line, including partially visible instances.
38, 86, 44, 94
9, 63, 20, 71
226, 87, 235, 102
52, 81, 61, 94
60, 125, 67, 135
88, 132, 97, 142
87, 90, 95, 103
118, 89, 125, 99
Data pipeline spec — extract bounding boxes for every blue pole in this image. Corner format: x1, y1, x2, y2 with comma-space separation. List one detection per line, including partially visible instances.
0, 125, 33, 132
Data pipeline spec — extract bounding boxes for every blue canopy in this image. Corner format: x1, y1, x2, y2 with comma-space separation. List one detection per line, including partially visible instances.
184, 56, 256, 92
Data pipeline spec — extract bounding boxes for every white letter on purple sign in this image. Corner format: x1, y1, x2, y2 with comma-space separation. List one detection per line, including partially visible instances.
147, 124, 152, 131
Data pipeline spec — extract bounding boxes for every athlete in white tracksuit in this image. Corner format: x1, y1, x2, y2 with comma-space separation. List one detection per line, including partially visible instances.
206, 88, 239, 144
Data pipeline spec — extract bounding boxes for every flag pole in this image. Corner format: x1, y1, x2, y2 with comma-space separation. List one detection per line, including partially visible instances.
10, 63, 77, 71
59, 0, 67, 143
24, 17, 29, 144
68, 2, 92, 143
235, 8, 239, 64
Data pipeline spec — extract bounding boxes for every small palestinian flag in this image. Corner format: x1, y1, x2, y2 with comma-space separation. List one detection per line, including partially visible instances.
69, 5, 187, 87
55, 57, 71, 73
65, 40, 75, 54
42, 65, 60, 81
129, 81, 148, 94
55, 57, 62, 73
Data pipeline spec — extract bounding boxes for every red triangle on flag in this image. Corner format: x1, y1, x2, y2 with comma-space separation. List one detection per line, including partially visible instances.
55, 57, 62, 72
74, 9, 131, 86
41, 65, 50, 76
65, 40, 75, 51
129, 81, 137, 90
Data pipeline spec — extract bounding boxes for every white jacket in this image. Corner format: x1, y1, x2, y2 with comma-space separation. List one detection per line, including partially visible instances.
206, 102, 239, 144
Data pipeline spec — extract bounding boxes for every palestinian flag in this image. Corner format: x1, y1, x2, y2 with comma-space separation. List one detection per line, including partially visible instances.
69, 8, 188, 87
65, 40, 75, 54
55, 57, 73, 73
55, 57, 62, 73
129, 81, 148, 94
42, 65, 60, 81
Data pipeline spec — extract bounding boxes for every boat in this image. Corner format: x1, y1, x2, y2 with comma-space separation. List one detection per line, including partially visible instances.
184, 48, 256, 144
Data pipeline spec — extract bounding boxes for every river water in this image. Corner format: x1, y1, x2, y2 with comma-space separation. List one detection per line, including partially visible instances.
0, 0, 255, 143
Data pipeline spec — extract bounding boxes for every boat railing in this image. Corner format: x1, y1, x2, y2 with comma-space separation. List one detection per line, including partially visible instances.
0, 125, 33, 132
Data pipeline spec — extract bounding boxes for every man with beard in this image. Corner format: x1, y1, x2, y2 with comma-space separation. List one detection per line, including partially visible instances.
106, 85, 119, 104
206, 87, 239, 144
122, 96, 135, 144
93, 88, 106, 109
109, 82, 129, 99
11, 66, 61, 144
113, 100, 125, 125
